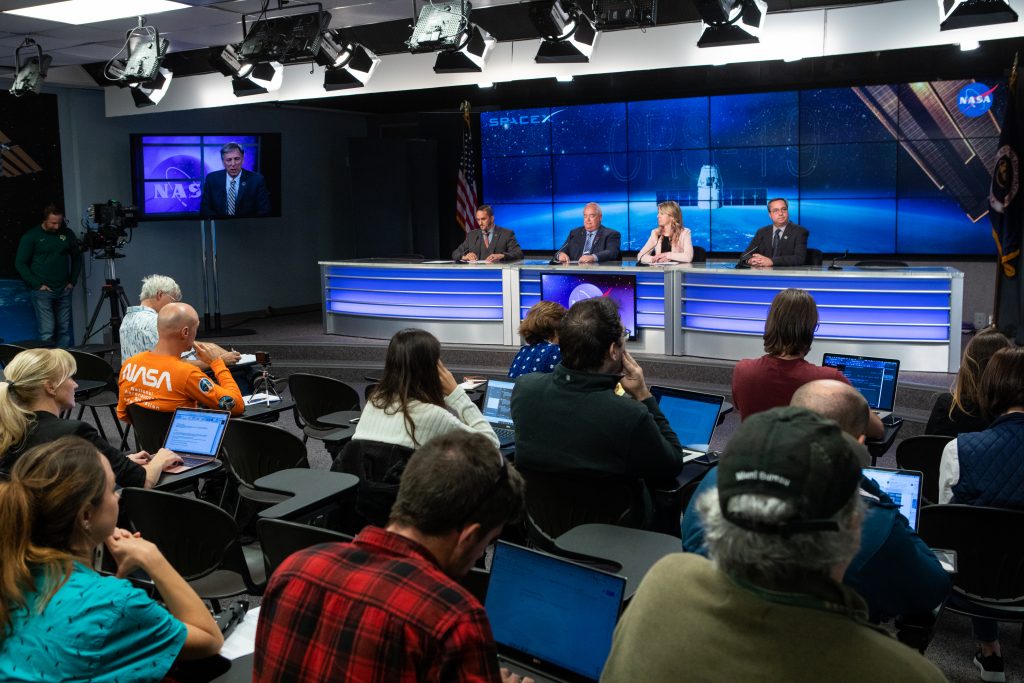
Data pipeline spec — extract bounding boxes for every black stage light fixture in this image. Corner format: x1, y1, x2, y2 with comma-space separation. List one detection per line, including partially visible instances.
408, 0, 472, 53
105, 16, 169, 84
592, 0, 657, 29
316, 30, 381, 90
9, 38, 52, 97
433, 24, 496, 73
231, 61, 283, 97
694, 0, 766, 47
938, 0, 1017, 29
237, 3, 331, 64
129, 67, 173, 107
531, 0, 599, 63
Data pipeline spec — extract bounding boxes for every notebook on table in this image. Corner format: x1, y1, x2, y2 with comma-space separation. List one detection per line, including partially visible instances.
862, 466, 924, 531
161, 407, 231, 474
485, 541, 627, 683
649, 386, 725, 463
481, 379, 517, 447
821, 353, 901, 420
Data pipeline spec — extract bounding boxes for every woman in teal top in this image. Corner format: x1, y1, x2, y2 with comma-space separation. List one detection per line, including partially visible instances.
0, 435, 223, 682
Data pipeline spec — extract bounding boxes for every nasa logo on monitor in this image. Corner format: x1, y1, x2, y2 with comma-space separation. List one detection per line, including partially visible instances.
956, 83, 996, 118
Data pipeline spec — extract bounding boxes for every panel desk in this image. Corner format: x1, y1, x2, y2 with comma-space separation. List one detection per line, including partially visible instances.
320, 260, 963, 372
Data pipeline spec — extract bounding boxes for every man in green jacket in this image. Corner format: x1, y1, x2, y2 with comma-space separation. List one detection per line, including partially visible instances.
15, 205, 82, 348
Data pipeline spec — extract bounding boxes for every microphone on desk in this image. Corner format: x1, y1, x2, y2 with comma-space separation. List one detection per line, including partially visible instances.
828, 249, 848, 271
734, 245, 758, 269
550, 238, 571, 265
635, 242, 656, 267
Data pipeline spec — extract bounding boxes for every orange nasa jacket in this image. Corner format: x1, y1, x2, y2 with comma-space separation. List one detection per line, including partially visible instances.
117, 351, 245, 421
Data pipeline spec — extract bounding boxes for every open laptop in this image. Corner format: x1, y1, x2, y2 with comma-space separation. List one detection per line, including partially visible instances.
821, 353, 901, 421
161, 407, 231, 474
485, 541, 627, 683
650, 386, 725, 463
481, 379, 516, 447
862, 466, 924, 531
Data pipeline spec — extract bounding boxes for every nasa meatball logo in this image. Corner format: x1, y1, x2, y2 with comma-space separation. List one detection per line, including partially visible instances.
568, 283, 610, 307
198, 378, 214, 394
146, 154, 208, 213
957, 83, 996, 118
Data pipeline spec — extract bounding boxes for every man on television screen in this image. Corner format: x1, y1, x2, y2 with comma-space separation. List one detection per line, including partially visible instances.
743, 198, 808, 267
555, 202, 621, 264
199, 142, 271, 218
451, 205, 523, 262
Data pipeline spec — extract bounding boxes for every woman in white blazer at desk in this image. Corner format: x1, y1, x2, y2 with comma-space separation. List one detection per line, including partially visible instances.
637, 200, 694, 264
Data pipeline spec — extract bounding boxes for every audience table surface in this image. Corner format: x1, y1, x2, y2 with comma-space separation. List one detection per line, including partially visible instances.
866, 419, 905, 465
210, 654, 252, 683
239, 397, 295, 421
317, 410, 362, 436
555, 523, 682, 599
155, 460, 223, 490
254, 468, 359, 520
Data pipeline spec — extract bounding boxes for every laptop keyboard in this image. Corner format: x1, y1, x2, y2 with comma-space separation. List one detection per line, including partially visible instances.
180, 456, 213, 468
493, 427, 516, 444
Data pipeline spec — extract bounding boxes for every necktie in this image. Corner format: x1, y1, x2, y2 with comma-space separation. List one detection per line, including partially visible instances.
483, 231, 491, 249
583, 230, 596, 255
227, 178, 237, 216
771, 229, 781, 257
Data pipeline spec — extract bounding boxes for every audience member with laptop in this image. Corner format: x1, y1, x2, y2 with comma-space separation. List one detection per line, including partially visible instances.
682, 379, 950, 624
939, 346, 1024, 680
255, 431, 531, 682
0, 348, 181, 485
731, 287, 884, 439
0, 436, 222, 681
604, 407, 946, 682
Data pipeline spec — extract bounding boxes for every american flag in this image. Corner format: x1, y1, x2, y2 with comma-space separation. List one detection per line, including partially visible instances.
456, 100, 478, 234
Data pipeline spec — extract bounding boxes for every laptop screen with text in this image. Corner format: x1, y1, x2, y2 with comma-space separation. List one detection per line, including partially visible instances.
822, 354, 900, 412
163, 408, 230, 457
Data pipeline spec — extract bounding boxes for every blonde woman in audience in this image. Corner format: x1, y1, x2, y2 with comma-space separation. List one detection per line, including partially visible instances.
0, 348, 179, 483
0, 436, 222, 680
353, 329, 499, 449
508, 301, 566, 379
926, 326, 1012, 437
636, 200, 693, 264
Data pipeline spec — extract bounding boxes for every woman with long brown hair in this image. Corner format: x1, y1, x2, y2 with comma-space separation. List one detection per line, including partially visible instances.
926, 327, 1012, 437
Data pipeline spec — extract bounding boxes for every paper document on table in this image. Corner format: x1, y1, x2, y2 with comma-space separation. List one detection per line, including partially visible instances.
244, 393, 281, 405
220, 606, 260, 660
237, 354, 257, 365
422, 260, 455, 264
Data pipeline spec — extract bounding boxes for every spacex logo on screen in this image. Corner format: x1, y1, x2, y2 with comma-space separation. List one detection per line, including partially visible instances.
487, 109, 567, 128
957, 83, 996, 117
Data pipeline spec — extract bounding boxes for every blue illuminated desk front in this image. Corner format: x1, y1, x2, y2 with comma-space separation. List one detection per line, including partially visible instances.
320, 260, 963, 372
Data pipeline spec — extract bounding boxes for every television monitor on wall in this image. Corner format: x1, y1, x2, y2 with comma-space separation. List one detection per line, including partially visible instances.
540, 272, 638, 340
129, 133, 282, 220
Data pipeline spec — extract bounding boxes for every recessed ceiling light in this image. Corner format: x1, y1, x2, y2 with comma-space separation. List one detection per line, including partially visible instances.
4, 0, 188, 26
478, 81, 494, 88
959, 39, 980, 50
556, 74, 574, 82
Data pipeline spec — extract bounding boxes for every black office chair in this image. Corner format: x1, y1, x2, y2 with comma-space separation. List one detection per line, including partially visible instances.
918, 505, 1024, 645
69, 350, 123, 444
257, 518, 353, 577
121, 487, 266, 611
363, 383, 378, 405
691, 246, 707, 263
288, 373, 361, 447
221, 419, 310, 517
126, 404, 173, 453
518, 468, 645, 539
331, 439, 415, 531
805, 248, 823, 266
895, 435, 953, 505
0, 343, 26, 368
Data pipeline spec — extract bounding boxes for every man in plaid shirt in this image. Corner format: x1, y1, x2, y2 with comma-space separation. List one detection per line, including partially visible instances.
254, 431, 530, 683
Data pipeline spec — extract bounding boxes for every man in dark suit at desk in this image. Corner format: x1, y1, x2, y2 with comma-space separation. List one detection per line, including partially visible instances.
451, 205, 524, 262
199, 142, 271, 218
555, 202, 621, 263
743, 198, 809, 267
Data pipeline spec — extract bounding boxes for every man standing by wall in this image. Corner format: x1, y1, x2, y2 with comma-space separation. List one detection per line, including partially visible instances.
15, 204, 82, 348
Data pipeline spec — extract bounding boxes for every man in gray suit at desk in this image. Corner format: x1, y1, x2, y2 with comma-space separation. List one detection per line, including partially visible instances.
555, 202, 621, 264
452, 205, 523, 262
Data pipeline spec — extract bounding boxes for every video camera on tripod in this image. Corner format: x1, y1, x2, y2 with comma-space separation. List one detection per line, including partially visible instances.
78, 200, 139, 259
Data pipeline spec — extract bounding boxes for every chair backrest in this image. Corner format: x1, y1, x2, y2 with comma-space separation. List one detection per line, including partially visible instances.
127, 404, 174, 453
895, 435, 953, 504
918, 504, 1024, 602
121, 487, 251, 587
519, 468, 644, 538
69, 349, 118, 389
805, 248, 823, 266
691, 245, 707, 263
363, 383, 378, 405
0, 344, 27, 368
332, 439, 415, 527
222, 419, 309, 488
288, 373, 361, 429
257, 518, 353, 577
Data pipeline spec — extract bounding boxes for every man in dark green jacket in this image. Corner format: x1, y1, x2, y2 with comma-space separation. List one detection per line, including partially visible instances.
15, 205, 82, 348
510, 296, 684, 527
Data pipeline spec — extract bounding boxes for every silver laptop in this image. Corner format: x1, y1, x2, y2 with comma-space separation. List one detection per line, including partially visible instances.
481, 379, 516, 447
650, 386, 725, 463
161, 407, 230, 474
862, 466, 924, 531
486, 541, 627, 683
822, 353, 901, 420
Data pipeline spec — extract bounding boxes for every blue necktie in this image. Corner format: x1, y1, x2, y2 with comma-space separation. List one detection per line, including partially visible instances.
227, 178, 237, 216
583, 230, 596, 255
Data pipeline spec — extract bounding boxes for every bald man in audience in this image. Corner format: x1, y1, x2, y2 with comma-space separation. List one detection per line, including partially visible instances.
681, 378, 950, 623
117, 302, 244, 421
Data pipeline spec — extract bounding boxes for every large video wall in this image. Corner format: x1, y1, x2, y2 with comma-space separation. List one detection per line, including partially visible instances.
480, 79, 1005, 255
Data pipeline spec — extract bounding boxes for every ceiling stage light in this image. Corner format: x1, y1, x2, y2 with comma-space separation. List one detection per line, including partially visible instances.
105, 16, 169, 84
128, 66, 173, 107
531, 0, 599, 63
693, 0, 767, 47
939, 0, 1017, 30
433, 24, 496, 73
9, 39, 52, 97
317, 30, 381, 90
231, 61, 283, 97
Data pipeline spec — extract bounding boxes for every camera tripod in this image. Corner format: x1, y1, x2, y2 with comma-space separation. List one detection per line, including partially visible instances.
82, 254, 130, 346
249, 353, 281, 405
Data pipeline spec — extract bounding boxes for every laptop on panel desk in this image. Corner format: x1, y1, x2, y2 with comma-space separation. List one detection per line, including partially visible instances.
161, 407, 231, 474
481, 379, 516, 447
649, 386, 725, 463
485, 541, 627, 683
822, 353, 901, 420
